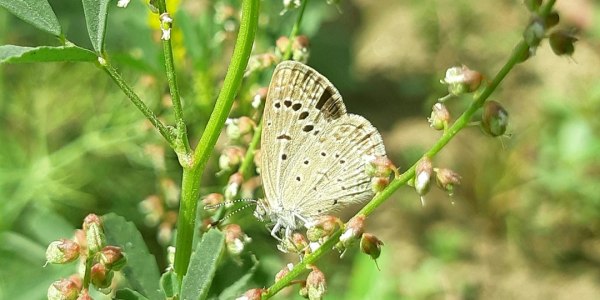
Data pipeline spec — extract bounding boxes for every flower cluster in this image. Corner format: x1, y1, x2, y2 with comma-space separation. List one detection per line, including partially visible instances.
46, 214, 126, 300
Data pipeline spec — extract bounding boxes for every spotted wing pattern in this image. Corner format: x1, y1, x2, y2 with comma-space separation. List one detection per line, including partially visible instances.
261, 61, 386, 227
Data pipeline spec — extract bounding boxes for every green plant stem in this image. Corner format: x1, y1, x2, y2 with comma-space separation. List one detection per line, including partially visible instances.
101, 62, 175, 147
263, 1, 555, 297
173, 0, 260, 283
239, 120, 263, 179
283, 0, 309, 60
82, 256, 94, 289
156, 0, 191, 156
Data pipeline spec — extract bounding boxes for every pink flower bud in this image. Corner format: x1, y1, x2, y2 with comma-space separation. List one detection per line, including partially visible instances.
415, 157, 433, 196
90, 263, 114, 289
360, 233, 384, 261
219, 146, 246, 171
339, 215, 366, 248
202, 193, 225, 210
428, 103, 450, 131
276, 36, 290, 54
441, 65, 483, 96
306, 266, 327, 300
435, 168, 462, 196
46, 239, 80, 264
371, 176, 390, 193
364, 155, 394, 178
83, 214, 105, 254
223, 224, 251, 255
99, 246, 126, 271
275, 263, 294, 282
48, 278, 80, 300
236, 288, 264, 300
225, 172, 244, 200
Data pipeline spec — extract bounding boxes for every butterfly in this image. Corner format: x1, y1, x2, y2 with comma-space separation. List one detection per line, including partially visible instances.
255, 61, 387, 243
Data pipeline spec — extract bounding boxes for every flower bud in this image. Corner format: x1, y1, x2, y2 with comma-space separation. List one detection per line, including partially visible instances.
306, 216, 341, 242
83, 214, 105, 254
223, 224, 251, 255
339, 215, 365, 249
360, 233, 384, 262
138, 195, 163, 226
76, 289, 92, 300
544, 11, 560, 29
275, 263, 294, 282
428, 103, 450, 131
441, 65, 483, 96
481, 101, 509, 137
364, 155, 394, 178
252, 87, 268, 109
202, 193, 225, 211
236, 288, 264, 300
523, 17, 545, 50
278, 232, 309, 253
225, 172, 244, 200
549, 29, 577, 57
46, 239, 80, 264
415, 157, 433, 196
48, 278, 80, 300
226, 117, 256, 140
306, 266, 327, 300
299, 281, 309, 298
219, 146, 246, 172
281, 0, 301, 15
434, 168, 462, 196
90, 263, 114, 289
370, 176, 389, 193
292, 35, 311, 63
99, 246, 126, 271
275, 36, 290, 55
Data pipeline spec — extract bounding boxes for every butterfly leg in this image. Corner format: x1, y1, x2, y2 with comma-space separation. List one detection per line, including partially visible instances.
270, 221, 283, 241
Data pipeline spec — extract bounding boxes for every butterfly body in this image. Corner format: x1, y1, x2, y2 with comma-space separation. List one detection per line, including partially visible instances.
259, 61, 387, 242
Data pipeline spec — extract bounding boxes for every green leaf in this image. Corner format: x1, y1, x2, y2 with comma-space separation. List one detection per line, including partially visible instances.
103, 213, 162, 300
0, 0, 61, 36
181, 230, 225, 300
0, 45, 97, 63
217, 255, 258, 300
160, 270, 179, 299
81, 0, 110, 52
115, 288, 150, 300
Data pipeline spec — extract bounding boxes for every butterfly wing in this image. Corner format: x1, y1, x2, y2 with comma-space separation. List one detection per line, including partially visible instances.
261, 61, 386, 222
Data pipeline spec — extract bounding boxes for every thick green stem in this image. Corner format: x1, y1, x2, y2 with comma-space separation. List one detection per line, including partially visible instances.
156, 0, 191, 156
173, 0, 260, 283
101, 62, 175, 147
263, 2, 555, 297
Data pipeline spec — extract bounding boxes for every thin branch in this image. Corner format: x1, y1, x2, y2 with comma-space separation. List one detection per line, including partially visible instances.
100, 61, 175, 147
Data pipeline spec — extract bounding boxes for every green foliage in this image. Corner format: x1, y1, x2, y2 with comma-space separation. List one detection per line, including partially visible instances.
103, 214, 162, 300
81, 0, 109, 53
0, 45, 96, 63
181, 230, 225, 300
0, 0, 61, 36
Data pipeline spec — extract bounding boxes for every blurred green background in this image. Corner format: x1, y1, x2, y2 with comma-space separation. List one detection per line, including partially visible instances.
1, 0, 599, 299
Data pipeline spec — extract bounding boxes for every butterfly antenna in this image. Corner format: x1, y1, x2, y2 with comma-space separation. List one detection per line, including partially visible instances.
207, 199, 258, 227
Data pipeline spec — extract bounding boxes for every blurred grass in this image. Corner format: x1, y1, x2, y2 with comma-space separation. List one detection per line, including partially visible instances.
1, 0, 600, 299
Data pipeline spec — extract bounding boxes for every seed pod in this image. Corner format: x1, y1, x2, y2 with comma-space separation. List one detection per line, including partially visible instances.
481, 101, 509, 137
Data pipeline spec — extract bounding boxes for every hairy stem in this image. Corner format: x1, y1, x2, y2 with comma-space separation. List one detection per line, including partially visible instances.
101, 62, 175, 147
262, 1, 555, 298
174, 0, 260, 283
156, 0, 191, 157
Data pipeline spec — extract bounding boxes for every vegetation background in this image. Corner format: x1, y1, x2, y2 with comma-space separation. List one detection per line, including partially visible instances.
1, 0, 599, 299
